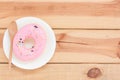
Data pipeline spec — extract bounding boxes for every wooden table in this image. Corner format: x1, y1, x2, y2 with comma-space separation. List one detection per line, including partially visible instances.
0, 0, 120, 79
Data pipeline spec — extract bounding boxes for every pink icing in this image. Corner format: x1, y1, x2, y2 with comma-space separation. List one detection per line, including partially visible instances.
13, 24, 46, 61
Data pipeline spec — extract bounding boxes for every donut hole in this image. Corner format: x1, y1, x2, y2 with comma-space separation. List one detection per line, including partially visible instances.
23, 38, 35, 49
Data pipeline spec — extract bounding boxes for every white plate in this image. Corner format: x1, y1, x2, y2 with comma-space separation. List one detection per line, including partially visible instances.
3, 17, 56, 70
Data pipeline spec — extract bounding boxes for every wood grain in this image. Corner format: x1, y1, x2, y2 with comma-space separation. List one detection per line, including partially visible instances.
0, 0, 120, 79
0, 0, 114, 2
0, 0, 120, 29
0, 64, 120, 80
1, 29, 120, 63
0, 1, 119, 16
1, 16, 120, 29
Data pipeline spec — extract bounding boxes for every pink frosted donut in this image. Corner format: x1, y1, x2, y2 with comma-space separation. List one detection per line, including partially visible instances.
13, 24, 46, 61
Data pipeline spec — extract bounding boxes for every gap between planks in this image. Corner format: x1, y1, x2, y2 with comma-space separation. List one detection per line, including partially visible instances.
1, 62, 120, 64
3, 28, 120, 30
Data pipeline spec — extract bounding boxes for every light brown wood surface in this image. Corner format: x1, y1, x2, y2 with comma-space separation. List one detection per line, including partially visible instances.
1, 0, 120, 80
0, 0, 114, 2
0, 64, 120, 80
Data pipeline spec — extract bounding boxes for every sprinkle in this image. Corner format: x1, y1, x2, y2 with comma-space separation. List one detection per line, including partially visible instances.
31, 50, 34, 52
20, 38, 22, 40
34, 25, 38, 28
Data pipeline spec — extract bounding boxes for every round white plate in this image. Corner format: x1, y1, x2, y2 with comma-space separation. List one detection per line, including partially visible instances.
3, 17, 56, 70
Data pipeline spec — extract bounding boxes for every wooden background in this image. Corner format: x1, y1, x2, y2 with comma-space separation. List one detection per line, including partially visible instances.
1, 0, 120, 79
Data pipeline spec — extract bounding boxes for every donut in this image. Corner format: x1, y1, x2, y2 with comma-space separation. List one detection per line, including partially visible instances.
13, 23, 46, 61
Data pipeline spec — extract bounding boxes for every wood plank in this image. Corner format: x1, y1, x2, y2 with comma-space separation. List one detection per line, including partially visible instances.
0, 64, 120, 80
1, 29, 120, 63
1, 16, 120, 29
0, 1, 120, 29
0, 1, 119, 17
0, 0, 114, 3
0, 1, 119, 29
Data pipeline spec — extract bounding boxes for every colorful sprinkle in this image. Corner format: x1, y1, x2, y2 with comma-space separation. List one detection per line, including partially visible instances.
34, 25, 38, 28
31, 50, 34, 52
20, 38, 22, 40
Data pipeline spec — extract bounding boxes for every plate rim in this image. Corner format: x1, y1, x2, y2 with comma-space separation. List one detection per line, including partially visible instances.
3, 17, 56, 70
